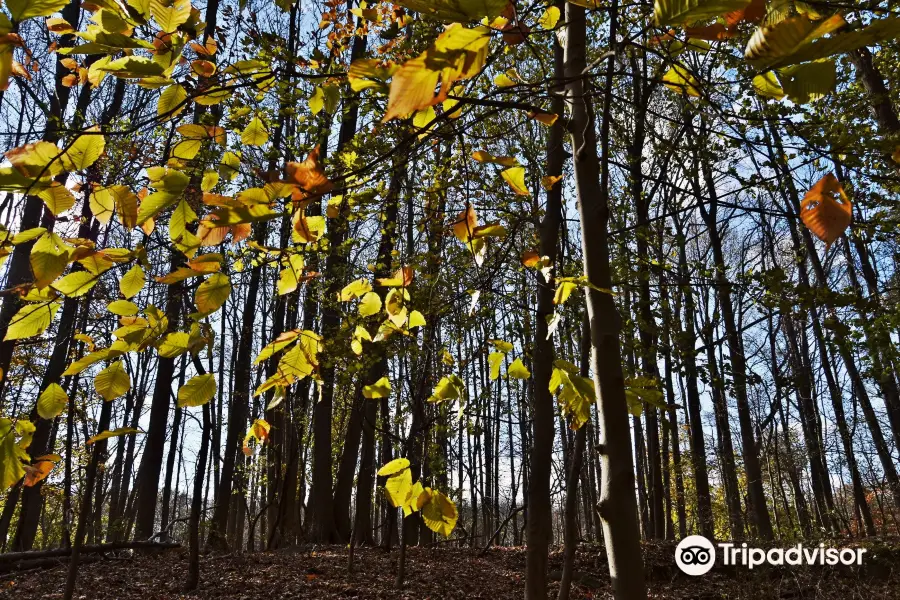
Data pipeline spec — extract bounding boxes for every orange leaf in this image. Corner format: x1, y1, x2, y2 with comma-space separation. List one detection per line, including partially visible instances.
453, 205, 478, 243
24, 460, 55, 487
685, 24, 734, 40
285, 146, 334, 199
527, 111, 558, 126
521, 251, 540, 267
800, 174, 852, 247
190, 59, 216, 77
725, 0, 764, 27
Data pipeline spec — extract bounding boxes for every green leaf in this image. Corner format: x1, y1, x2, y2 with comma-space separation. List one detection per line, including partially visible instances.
507, 357, 530, 379
241, 117, 269, 146
37, 383, 68, 419
363, 376, 391, 399
195, 272, 231, 315
653, 0, 750, 26
94, 360, 130, 401
7, 0, 68, 21
87, 427, 140, 445
177, 373, 217, 407
4, 301, 60, 341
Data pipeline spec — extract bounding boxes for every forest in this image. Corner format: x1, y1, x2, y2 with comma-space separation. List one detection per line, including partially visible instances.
0, 0, 898, 598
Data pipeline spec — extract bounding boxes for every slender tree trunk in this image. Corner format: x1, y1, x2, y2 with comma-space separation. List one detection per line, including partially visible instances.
565, 3, 647, 597
525, 0, 564, 592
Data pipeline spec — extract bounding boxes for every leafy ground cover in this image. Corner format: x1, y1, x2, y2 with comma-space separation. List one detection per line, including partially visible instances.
1, 542, 897, 599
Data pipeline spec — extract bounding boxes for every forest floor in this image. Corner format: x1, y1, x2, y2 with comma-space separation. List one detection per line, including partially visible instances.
0, 540, 898, 599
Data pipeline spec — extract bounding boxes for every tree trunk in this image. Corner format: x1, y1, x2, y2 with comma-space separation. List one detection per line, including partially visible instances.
565, 3, 647, 597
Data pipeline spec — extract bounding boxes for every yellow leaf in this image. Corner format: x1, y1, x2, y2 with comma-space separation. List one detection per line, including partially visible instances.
107, 300, 139, 316
375, 267, 414, 288
5, 302, 59, 340
119, 264, 145, 299
527, 111, 558, 126
94, 360, 130, 401
87, 427, 140, 445
453, 204, 478, 243
177, 373, 216, 407
0, 418, 27, 489
388, 0, 508, 22
408, 310, 426, 329
418, 488, 458, 537
277, 254, 306, 296
23, 458, 56, 487
159, 83, 188, 120
37, 383, 67, 419
489, 352, 504, 381
507, 357, 530, 379
358, 291, 382, 317
363, 376, 391, 399
384, 466, 413, 508
378, 457, 410, 477
51, 271, 98, 297
7, 0, 68, 21
195, 272, 231, 315
59, 127, 105, 171
30, 233, 69, 289
541, 175, 563, 191
89, 185, 117, 224
37, 183, 75, 215
663, 64, 700, 97
554, 280, 577, 305
501, 166, 530, 196
800, 173, 851, 246
157, 332, 191, 358
340, 278, 373, 301
494, 72, 516, 88
241, 117, 269, 146
384, 24, 491, 122
538, 6, 560, 29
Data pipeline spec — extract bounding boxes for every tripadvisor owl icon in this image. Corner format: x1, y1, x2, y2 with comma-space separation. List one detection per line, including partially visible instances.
675, 535, 716, 576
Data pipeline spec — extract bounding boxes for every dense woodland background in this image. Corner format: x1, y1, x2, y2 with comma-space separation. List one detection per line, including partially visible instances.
0, 0, 899, 598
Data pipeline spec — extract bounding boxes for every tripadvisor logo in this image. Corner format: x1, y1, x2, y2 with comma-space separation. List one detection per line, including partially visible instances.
675, 535, 716, 576
675, 536, 868, 576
